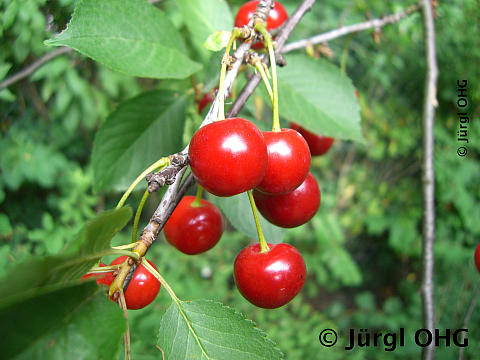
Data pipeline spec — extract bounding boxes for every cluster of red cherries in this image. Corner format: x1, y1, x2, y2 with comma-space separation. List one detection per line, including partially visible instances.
82, 1, 335, 311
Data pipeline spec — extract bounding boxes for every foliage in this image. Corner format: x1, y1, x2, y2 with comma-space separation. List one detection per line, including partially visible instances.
0, 0, 479, 359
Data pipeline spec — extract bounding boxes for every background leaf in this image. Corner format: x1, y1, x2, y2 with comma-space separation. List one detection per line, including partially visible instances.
158, 300, 283, 359
0, 207, 131, 309
178, 0, 233, 57
268, 55, 363, 142
45, 0, 201, 79
1, 285, 125, 360
92, 90, 187, 191
208, 193, 286, 243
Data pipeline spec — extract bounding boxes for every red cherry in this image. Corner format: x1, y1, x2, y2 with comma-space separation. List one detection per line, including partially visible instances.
256, 129, 311, 194
234, 243, 306, 309
164, 196, 223, 255
235, 1, 288, 49
197, 92, 214, 113
189, 118, 268, 197
81, 262, 113, 286
290, 122, 335, 156
474, 243, 480, 272
107, 256, 161, 310
253, 172, 320, 228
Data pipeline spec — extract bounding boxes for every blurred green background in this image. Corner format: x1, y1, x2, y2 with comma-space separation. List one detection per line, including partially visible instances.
1, 0, 479, 359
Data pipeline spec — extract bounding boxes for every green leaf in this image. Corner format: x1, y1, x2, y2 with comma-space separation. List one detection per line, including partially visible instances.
1, 284, 125, 360
62, 206, 133, 256
0, 207, 131, 309
178, 0, 233, 54
204, 30, 232, 52
158, 300, 283, 359
45, 0, 201, 79
208, 193, 285, 243
267, 55, 363, 142
92, 90, 187, 191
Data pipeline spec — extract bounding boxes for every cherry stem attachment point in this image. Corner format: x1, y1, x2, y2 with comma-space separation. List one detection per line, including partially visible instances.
247, 190, 270, 253
116, 157, 170, 209
218, 28, 242, 121
192, 185, 204, 207
253, 60, 273, 103
254, 23, 280, 132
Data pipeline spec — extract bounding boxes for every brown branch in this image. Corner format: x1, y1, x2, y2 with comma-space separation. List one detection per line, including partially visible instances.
281, 2, 421, 53
420, 0, 438, 359
0, 47, 72, 91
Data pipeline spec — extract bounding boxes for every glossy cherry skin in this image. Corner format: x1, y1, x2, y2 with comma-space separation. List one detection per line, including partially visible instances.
81, 262, 113, 286
164, 196, 223, 255
235, 1, 288, 49
290, 122, 335, 156
234, 243, 306, 309
235, 1, 288, 31
254, 172, 320, 228
189, 117, 268, 197
474, 243, 480, 273
256, 129, 311, 194
108, 256, 161, 310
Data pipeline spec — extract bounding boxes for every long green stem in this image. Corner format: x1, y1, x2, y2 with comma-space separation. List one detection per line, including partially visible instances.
110, 249, 140, 259
131, 189, 149, 243
112, 243, 137, 250
142, 259, 210, 357
247, 190, 269, 252
218, 28, 242, 121
142, 258, 179, 301
255, 23, 280, 132
191, 185, 203, 207
116, 157, 169, 209
340, 34, 354, 74
253, 61, 273, 103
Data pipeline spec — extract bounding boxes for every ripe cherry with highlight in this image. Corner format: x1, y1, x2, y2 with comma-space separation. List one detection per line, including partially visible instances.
234, 243, 306, 309
107, 256, 161, 310
290, 122, 334, 156
164, 196, 223, 255
254, 172, 320, 228
256, 128, 311, 195
189, 117, 268, 197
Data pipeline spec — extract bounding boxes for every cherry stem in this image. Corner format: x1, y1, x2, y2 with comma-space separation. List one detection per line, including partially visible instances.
191, 185, 203, 207
255, 23, 280, 132
112, 243, 137, 250
117, 290, 131, 360
110, 249, 140, 259
85, 264, 119, 274
247, 190, 270, 253
142, 258, 180, 302
116, 157, 170, 209
131, 189, 150, 243
218, 28, 242, 121
253, 60, 273, 103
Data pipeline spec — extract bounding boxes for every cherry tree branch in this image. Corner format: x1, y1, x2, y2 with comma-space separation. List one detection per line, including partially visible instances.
0, 47, 71, 91
281, 2, 421, 53
420, 0, 438, 359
